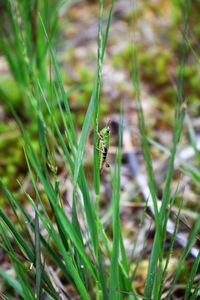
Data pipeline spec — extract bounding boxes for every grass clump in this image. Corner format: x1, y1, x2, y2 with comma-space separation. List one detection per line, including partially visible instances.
0, 0, 199, 299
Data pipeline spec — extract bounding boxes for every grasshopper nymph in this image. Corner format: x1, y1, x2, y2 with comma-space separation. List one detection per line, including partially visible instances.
97, 120, 111, 174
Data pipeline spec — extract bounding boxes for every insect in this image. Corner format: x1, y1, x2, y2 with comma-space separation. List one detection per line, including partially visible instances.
97, 121, 111, 174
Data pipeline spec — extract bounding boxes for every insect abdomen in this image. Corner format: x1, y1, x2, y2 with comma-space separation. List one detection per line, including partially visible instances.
99, 139, 108, 172
102, 145, 108, 166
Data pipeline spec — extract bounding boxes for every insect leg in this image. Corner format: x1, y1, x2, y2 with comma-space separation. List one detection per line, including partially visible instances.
97, 132, 103, 140
96, 147, 104, 153
105, 160, 110, 168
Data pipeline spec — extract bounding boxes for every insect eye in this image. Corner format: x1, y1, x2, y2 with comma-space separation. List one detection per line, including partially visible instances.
106, 128, 110, 133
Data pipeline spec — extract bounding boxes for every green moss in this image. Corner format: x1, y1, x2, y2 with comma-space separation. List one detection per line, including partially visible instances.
0, 76, 21, 102
112, 44, 133, 72
112, 41, 200, 107
79, 66, 93, 82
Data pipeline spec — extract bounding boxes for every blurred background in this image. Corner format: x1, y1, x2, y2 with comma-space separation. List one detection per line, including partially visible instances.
0, 0, 200, 298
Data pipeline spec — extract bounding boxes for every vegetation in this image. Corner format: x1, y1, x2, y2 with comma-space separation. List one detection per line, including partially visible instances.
0, 0, 199, 299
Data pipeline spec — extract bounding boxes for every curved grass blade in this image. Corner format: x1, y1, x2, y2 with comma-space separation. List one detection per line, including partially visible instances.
184, 250, 200, 300
168, 217, 200, 298
0, 223, 35, 300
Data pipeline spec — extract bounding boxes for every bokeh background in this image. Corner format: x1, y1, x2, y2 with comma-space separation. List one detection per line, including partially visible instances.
0, 0, 200, 298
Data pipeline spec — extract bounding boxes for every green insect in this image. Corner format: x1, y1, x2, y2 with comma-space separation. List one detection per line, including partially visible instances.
97, 121, 111, 174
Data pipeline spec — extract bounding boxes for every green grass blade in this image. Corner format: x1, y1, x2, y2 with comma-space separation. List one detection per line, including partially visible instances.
23, 191, 89, 298
143, 0, 192, 296
157, 192, 182, 298
92, 1, 110, 298
22, 189, 91, 299
38, 116, 48, 176
56, 208, 96, 279
39, 14, 77, 145
131, 31, 161, 300
72, 194, 87, 286
186, 114, 200, 165
102, 0, 114, 56
0, 223, 35, 300
35, 195, 42, 299
93, 0, 103, 199
24, 144, 97, 283
1, 180, 59, 298
0, 268, 23, 297
2, 147, 90, 299
73, 1, 113, 187
109, 117, 123, 300
38, 79, 99, 256
190, 280, 200, 300
131, 29, 160, 253
168, 217, 200, 298
119, 224, 129, 276
184, 250, 200, 300
0, 208, 34, 261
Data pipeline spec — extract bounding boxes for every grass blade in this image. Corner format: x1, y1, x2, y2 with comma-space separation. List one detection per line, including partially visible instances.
35, 195, 42, 299
184, 250, 200, 300
0, 268, 23, 297
109, 116, 123, 300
